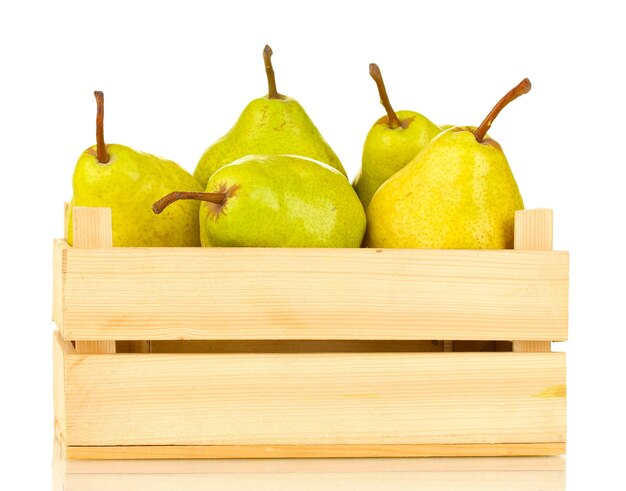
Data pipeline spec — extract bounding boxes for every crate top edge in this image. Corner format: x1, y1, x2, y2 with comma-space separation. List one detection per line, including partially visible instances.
54, 239, 569, 256
60, 331, 568, 342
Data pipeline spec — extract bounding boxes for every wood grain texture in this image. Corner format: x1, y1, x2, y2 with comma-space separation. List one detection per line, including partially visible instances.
71, 207, 116, 354
515, 208, 553, 251
513, 341, 551, 352
74, 341, 117, 354
59, 245, 569, 341
60, 444, 565, 471
65, 442, 565, 460
53, 331, 68, 451
513, 209, 559, 353
52, 206, 569, 461
62, 350, 566, 447
53, 203, 68, 324
52, 239, 67, 326
72, 207, 113, 249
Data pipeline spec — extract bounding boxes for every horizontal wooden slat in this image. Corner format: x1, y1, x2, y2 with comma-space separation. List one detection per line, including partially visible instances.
62, 343, 566, 447
60, 447, 565, 471
56, 242, 568, 341
65, 442, 565, 460
57, 442, 565, 490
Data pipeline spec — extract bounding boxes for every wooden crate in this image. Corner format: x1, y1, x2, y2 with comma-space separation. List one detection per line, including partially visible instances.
53, 207, 568, 460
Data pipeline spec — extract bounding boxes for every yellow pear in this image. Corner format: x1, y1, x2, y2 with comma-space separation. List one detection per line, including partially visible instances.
365, 79, 530, 249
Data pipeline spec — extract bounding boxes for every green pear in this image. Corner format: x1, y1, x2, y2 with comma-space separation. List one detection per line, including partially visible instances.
353, 64, 441, 209
67, 91, 203, 247
155, 155, 365, 248
365, 79, 530, 249
193, 45, 346, 187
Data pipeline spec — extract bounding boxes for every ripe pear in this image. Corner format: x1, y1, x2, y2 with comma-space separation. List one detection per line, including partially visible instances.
365, 79, 530, 249
193, 45, 346, 187
353, 64, 441, 209
67, 92, 203, 247
440, 123, 490, 139
155, 155, 365, 248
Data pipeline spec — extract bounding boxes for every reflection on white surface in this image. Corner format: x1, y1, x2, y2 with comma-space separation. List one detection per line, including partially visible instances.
53, 439, 565, 491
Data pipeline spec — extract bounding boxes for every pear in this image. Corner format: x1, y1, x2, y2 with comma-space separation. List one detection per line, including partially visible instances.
353, 63, 441, 209
193, 45, 346, 187
155, 155, 365, 248
365, 79, 530, 249
67, 91, 203, 247
440, 123, 490, 139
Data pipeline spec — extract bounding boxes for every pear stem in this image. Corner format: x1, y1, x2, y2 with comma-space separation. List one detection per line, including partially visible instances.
263, 45, 281, 99
369, 63, 401, 129
153, 191, 226, 214
94, 91, 109, 163
474, 78, 532, 143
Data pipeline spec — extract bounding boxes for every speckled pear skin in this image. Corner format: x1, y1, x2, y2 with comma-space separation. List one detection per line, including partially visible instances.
67, 144, 204, 246
353, 110, 441, 210
199, 155, 365, 248
193, 96, 347, 187
365, 128, 524, 249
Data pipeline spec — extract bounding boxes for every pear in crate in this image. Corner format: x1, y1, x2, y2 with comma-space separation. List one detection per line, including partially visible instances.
155, 155, 365, 247
365, 79, 530, 249
66, 92, 203, 247
353, 63, 441, 210
193, 45, 346, 187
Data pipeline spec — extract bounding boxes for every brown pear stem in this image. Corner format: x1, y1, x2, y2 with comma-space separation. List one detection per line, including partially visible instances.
369, 63, 401, 129
263, 45, 281, 99
474, 78, 532, 143
94, 91, 109, 163
153, 191, 226, 214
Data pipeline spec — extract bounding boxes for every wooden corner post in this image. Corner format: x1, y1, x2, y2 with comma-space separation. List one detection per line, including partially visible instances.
72, 207, 116, 354
512, 208, 553, 352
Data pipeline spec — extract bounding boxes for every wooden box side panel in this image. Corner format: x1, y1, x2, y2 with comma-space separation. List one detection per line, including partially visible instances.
60, 247, 569, 341
52, 239, 67, 331
53, 330, 73, 447
63, 351, 566, 447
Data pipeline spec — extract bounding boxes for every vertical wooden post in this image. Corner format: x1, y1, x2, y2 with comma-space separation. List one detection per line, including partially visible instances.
512, 209, 553, 353
514, 208, 553, 251
72, 206, 113, 249
53, 203, 70, 325
72, 207, 116, 354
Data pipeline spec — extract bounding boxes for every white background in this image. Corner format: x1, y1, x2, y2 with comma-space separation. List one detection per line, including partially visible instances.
1, 0, 624, 488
